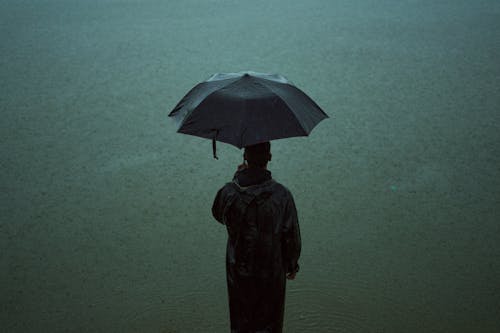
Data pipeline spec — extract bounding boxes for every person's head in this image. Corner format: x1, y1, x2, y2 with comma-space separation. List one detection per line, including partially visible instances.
244, 142, 272, 168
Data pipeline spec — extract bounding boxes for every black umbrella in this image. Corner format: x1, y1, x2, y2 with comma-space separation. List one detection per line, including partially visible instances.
168, 71, 328, 158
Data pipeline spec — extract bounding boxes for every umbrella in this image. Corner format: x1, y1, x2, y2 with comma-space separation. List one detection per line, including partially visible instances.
168, 71, 328, 158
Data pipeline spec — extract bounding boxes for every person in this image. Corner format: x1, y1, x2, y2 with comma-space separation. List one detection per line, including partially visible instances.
212, 142, 301, 333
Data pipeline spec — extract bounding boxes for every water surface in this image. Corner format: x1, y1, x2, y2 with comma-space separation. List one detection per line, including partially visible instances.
1, 1, 499, 332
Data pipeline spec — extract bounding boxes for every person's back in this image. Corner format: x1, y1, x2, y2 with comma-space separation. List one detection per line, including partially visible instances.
212, 142, 301, 333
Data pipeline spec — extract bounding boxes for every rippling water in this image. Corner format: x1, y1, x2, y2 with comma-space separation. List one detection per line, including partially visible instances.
2, 0, 499, 332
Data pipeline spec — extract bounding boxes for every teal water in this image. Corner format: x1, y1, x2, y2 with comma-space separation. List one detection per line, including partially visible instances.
1, 1, 499, 332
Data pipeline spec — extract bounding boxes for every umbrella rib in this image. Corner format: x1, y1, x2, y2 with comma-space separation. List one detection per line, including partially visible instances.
177, 77, 242, 130
255, 80, 309, 136
239, 94, 252, 148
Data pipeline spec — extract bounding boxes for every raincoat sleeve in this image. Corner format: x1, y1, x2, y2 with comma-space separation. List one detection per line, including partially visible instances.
212, 184, 237, 225
282, 191, 301, 274
211, 186, 226, 224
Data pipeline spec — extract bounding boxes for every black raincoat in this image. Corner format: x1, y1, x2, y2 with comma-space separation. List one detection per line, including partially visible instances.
212, 168, 301, 333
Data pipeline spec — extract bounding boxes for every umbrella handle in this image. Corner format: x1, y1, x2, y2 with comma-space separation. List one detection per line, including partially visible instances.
212, 129, 219, 159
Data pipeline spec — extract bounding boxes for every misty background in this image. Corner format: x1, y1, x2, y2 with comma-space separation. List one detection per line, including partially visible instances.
1, 0, 499, 332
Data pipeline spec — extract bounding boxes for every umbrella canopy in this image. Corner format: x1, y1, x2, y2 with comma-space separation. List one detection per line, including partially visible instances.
168, 71, 328, 158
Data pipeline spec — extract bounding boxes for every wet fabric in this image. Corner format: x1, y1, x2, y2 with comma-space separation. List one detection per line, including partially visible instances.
168, 71, 328, 158
235, 168, 272, 187
212, 168, 301, 332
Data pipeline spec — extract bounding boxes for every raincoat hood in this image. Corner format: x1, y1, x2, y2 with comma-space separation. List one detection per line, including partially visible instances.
234, 167, 272, 186
231, 168, 275, 201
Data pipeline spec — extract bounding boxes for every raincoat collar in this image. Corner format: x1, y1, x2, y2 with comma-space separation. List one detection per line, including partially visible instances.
233, 168, 272, 187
